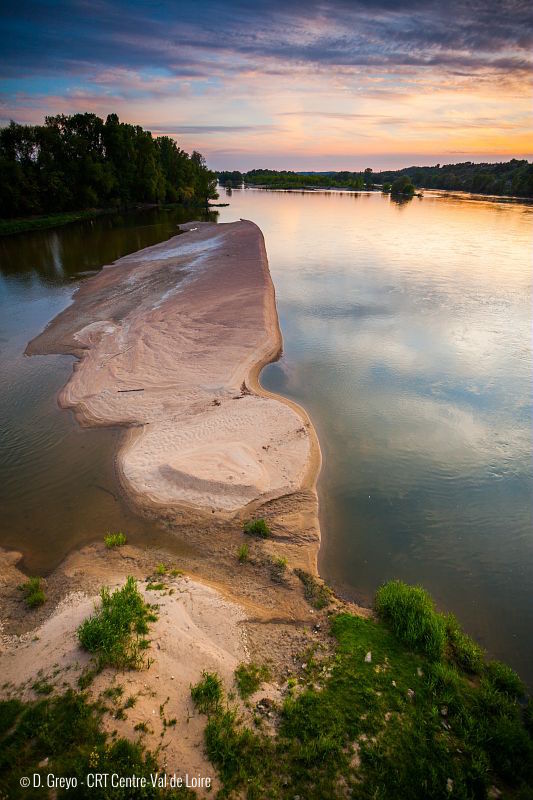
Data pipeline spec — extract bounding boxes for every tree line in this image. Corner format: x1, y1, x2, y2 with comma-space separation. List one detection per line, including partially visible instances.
217, 160, 533, 198
0, 113, 218, 219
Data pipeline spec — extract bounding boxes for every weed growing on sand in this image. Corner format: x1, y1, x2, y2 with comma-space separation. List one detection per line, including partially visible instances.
19, 576, 46, 608
243, 518, 271, 538
235, 663, 270, 699
146, 582, 165, 591
375, 579, 447, 660
191, 672, 223, 715
191, 582, 532, 800
77, 576, 157, 671
104, 532, 127, 548
295, 569, 331, 609
237, 543, 249, 563
270, 556, 287, 583
0, 690, 196, 799
155, 563, 166, 576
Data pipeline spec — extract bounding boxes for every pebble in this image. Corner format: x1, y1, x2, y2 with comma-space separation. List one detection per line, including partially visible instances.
364, 651, 372, 663
407, 688, 415, 700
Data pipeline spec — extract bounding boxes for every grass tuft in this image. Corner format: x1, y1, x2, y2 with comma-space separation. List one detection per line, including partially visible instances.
104, 532, 127, 549
294, 569, 331, 609
484, 660, 525, 698
191, 671, 223, 715
18, 576, 46, 608
270, 556, 287, 583
375, 579, 447, 660
445, 613, 485, 673
237, 543, 249, 563
77, 576, 156, 671
234, 663, 270, 699
243, 518, 271, 538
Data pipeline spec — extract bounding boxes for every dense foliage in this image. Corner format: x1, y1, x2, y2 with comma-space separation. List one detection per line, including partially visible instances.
241, 160, 533, 197
0, 113, 218, 218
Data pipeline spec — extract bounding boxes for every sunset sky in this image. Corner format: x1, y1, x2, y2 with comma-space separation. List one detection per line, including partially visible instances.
1, 0, 532, 170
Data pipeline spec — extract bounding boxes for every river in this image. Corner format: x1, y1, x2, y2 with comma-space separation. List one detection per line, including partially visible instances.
0, 191, 531, 682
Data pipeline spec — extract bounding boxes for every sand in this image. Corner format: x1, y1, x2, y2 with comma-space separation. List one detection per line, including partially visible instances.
0, 554, 247, 792
27, 220, 321, 516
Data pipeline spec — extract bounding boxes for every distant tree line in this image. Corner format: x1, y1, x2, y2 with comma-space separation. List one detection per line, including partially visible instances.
0, 113, 218, 219
217, 170, 244, 188
231, 160, 533, 198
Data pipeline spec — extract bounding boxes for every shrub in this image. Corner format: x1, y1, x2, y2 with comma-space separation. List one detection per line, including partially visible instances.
191, 671, 223, 715
104, 532, 127, 548
155, 563, 166, 576
295, 569, 331, 609
243, 518, 270, 538
485, 660, 525, 698
445, 613, 484, 673
77, 576, 156, 670
237, 543, 249, 563
235, 663, 270, 699
19, 576, 46, 608
375, 580, 447, 660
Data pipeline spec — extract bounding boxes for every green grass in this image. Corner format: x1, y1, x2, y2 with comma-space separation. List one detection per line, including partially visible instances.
294, 569, 331, 610
445, 612, 485, 673
191, 672, 223, 715
237, 543, 250, 563
18, 576, 46, 608
155, 563, 166, 576
77, 576, 157, 671
0, 690, 196, 799
191, 582, 532, 800
104, 532, 127, 549
243, 518, 271, 538
234, 663, 270, 699
375, 579, 447, 660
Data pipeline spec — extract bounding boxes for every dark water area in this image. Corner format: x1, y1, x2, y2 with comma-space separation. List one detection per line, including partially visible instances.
219, 188, 533, 684
0, 206, 215, 574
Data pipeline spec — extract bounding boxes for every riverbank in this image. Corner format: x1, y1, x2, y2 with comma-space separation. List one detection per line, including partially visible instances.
0, 202, 219, 237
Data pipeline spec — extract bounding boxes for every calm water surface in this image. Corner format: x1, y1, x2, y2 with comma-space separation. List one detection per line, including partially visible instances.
1, 192, 531, 683
0, 207, 215, 573
219, 189, 532, 683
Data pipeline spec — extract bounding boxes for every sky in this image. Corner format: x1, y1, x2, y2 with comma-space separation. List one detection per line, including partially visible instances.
1, 0, 532, 171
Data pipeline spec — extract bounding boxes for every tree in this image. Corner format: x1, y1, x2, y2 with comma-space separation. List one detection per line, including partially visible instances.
391, 176, 415, 197
0, 114, 217, 218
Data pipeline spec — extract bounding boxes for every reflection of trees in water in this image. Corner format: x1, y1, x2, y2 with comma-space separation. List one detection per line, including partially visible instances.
0, 206, 217, 285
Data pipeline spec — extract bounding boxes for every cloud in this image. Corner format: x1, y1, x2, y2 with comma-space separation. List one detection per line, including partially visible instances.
1, 0, 531, 168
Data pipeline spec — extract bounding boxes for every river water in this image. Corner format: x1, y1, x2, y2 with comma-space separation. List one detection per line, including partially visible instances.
218, 188, 532, 682
0, 192, 531, 682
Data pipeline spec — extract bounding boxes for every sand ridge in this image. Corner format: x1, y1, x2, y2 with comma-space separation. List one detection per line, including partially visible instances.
27, 220, 321, 517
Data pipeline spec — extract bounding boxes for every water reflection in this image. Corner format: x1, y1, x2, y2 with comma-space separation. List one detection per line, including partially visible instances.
218, 188, 533, 683
0, 206, 214, 573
